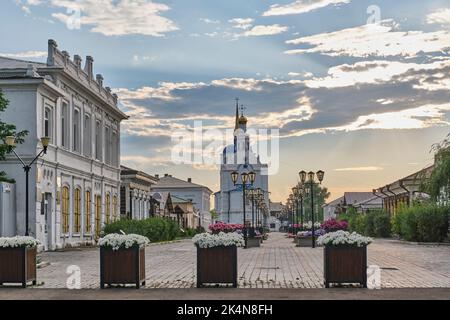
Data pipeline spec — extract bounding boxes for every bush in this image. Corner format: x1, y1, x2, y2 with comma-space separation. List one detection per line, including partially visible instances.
393, 204, 449, 242
338, 210, 391, 238
103, 217, 181, 243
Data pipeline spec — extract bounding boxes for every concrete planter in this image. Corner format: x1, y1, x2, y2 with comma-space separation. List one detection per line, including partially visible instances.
0, 246, 37, 288
324, 245, 367, 288
197, 246, 237, 288
296, 236, 314, 247
245, 237, 261, 248
100, 246, 146, 289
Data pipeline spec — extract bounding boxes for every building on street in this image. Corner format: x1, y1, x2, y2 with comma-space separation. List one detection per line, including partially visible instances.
0, 39, 128, 250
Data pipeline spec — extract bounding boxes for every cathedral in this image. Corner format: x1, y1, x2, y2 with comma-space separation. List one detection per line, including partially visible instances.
214, 101, 269, 226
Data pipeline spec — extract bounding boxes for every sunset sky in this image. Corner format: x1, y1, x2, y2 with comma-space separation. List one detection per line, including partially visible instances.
1, 0, 449, 203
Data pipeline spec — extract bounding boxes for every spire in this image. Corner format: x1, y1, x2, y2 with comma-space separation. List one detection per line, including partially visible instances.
234, 98, 239, 131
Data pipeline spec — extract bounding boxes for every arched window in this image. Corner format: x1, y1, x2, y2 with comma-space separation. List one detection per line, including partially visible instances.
85, 190, 91, 233
62, 186, 70, 234
95, 195, 102, 237
106, 194, 111, 224
74, 188, 81, 233
113, 195, 118, 222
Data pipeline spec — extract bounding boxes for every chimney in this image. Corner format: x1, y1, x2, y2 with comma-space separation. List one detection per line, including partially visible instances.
47, 39, 57, 66
188, 178, 192, 183
84, 55, 94, 80
164, 174, 168, 177
74, 55, 82, 69
96, 74, 103, 87
155, 174, 159, 179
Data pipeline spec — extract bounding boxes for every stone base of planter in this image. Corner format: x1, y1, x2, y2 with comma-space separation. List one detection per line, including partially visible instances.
296, 236, 314, 247
100, 246, 146, 289
324, 245, 367, 288
197, 246, 237, 288
0, 247, 37, 288
245, 237, 261, 248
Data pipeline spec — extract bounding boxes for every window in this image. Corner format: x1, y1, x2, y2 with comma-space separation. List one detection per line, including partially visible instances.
84, 115, 91, 157
61, 102, 69, 148
62, 186, 70, 234
85, 190, 91, 233
74, 188, 81, 233
95, 120, 102, 161
73, 109, 80, 152
105, 126, 111, 165
44, 106, 52, 139
106, 193, 111, 224
113, 195, 118, 222
95, 195, 101, 237
112, 131, 118, 167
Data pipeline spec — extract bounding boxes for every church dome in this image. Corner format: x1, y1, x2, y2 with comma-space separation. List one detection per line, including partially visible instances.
238, 115, 247, 124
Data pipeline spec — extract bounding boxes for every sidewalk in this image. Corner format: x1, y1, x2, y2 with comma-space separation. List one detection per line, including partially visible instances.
1, 288, 450, 300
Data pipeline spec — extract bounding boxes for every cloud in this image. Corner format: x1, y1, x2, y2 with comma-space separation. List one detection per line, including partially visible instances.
0, 51, 47, 59
334, 166, 383, 172
427, 8, 450, 28
286, 20, 450, 57
263, 0, 351, 16
229, 18, 254, 30
199, 18, 220, 24
288, 71, 313, 78
49, 0, 178, 36
244, 24, 289, 37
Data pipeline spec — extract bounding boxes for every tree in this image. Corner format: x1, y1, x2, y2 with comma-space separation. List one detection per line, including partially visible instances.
210, 209, 219, 221
0, 89, 28, 182
301, 183, 331, 222
426, 133, 450, 203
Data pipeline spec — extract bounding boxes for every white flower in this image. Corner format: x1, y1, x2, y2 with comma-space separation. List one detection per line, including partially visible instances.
99, 234, 150, 251
316, 230, 372, 247
192, 232, 245, 248
0, 236, 40, 248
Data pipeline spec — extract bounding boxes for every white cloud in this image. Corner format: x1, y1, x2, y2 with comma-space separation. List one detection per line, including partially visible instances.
286, 20, 450, 57
49, 0, 178, 36
305, 59, 450, 88
334, 166, 383, 172
229, 18, 254, 30
288, 71, 313, 78
244, 24, 288, 37
0, 51, 47, 59
199, 18, 220, 24
427, 8, 450, 28
263, 0, 350, 16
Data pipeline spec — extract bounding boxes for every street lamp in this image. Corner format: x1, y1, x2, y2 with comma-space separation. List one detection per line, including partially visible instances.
230, 171, 255, 242
292, 186, 299, 234
299, 169, 325, 248
5, 136, 50, 236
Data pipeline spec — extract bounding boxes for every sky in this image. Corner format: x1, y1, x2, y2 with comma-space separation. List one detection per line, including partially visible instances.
0, 0, 449, 204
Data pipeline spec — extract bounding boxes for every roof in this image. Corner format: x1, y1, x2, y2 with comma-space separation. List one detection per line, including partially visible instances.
356, 196, 382, 206
324, 196, 345, 207
0, 56, 46, 70
171, 195, 193, 204
152, 175, 213, 194
269, 201, 283, 212
344, 192, 375, 205
121, 165, 158, 182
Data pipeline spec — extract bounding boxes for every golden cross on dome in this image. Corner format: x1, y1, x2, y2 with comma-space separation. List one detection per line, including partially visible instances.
240, 104, 246, 116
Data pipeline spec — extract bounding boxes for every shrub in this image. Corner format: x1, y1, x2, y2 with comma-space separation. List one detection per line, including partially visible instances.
393, 204, 449, 242
103, 217, 181, 243
372, 211, 391, 238
339, 210, 391, 238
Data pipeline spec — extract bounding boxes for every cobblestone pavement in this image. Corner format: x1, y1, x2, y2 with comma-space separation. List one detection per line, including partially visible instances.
32, 232, 450, 289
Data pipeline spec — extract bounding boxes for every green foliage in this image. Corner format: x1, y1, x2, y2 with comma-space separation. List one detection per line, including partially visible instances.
338, 210, 391, 238
425, 134, 450, 202
302, 183, 330, 221
210, 209, 219, 220
393, 203, 449, 242
0, 89, 28, 182
103, 217, 181, 242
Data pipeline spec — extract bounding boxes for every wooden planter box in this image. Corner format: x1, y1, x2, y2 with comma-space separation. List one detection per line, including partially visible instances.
100, 246, 146, 289
0, 247, 37, 288
324, 245, 367, 288
245, 237, 261, 248
296, 236, 313, 247
197, 246, 237, 288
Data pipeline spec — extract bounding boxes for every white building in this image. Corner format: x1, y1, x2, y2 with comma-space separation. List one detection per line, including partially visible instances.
214, 103, 270, 226
0, 39, 128, 250
151, 174, 212, 227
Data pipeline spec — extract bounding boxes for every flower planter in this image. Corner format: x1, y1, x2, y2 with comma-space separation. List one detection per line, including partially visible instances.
296, 236, 313, 247
323, 245, 367, 288
245, 237, 261, 248
197, 245, 237, 288
100, 246, 146, 289
0, 247, 37, 288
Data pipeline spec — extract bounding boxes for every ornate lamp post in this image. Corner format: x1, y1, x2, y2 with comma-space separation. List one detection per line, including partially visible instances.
231, 171, 255, 240
5, 136, 50, 236
299, 170, 325, 248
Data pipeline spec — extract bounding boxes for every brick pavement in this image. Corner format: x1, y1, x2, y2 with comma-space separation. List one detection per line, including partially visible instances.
28, 232, 450, 289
